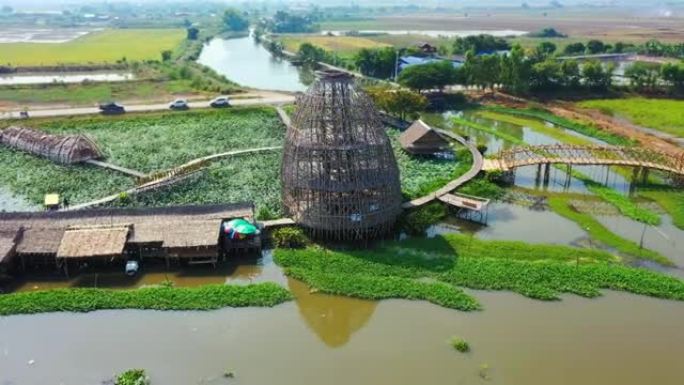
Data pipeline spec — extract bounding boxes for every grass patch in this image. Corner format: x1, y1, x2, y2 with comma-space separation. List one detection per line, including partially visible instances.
450, 337, 470, 353
1, 29, 185, 66
0, 146, 134, 206
548, 196, 673, 266
279, 35, 390, 56
483, 106, 635, 146
639, 188, 684, 230
0, 79, 201, 106
0, 283, 292, 316
274, 234, 684, 307
26, 106, 285, 173
116, 369, 149, 385
577, 98, 684, 138
389, 128, 472, 200
581, 179, 660, 225
116, 152, 284, 216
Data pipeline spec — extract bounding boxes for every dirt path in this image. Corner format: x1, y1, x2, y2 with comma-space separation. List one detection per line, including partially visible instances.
475, 91, 684, 158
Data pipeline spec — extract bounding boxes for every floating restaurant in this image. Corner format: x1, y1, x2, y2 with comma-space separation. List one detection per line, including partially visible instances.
0, 203, 260, 276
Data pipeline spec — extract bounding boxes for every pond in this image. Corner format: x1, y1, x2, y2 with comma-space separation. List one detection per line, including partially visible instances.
0, 72, 134, 85
2, 285, 683, 385
197, 36, 312, 92
0, 28, 96, 43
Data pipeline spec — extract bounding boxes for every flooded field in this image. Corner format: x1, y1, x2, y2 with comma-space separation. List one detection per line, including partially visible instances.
0, 72, 134, 85
0, 28, 95, 43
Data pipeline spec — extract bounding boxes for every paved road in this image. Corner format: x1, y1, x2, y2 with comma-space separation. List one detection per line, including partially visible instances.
0, 94, 296, 120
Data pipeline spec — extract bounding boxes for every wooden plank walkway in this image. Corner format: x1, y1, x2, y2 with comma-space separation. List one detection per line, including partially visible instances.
66, 146, 283, 211
260, 218, 296, 228
85, 159, 147, 178
402, 127, 484, 209
438, 193, 490, 211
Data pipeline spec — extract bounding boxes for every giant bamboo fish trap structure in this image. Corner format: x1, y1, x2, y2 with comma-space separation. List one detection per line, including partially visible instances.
281, 70, 402, 240
0, 126, 102, 164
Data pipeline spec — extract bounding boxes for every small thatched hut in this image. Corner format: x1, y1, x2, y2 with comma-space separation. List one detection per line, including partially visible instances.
0, 126, 102, 164
399, 120, 452, 156
281, 70, 402, 240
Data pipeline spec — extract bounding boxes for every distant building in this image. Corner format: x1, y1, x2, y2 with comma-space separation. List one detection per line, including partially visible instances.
399, 120, 452, 156
416, 42, 438, 55
398, 56, 464, 72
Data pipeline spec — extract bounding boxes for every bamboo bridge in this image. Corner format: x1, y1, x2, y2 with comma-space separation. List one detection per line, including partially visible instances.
483, 144, 684, 176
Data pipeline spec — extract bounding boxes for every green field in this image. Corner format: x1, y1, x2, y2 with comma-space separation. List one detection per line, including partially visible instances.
0, 80, 200, 107
0, 29, 185, 66
279, 35, 389, 57
577, 98, 684, 138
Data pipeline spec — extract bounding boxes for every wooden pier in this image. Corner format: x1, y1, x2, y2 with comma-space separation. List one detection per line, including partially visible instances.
438, 193, 490, 224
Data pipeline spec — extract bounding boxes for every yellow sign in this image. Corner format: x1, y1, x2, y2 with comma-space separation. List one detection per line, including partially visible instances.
44, 194, 60, 206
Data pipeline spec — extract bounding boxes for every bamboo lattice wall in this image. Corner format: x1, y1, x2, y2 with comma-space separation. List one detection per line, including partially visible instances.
0, 126, 102, 164
281, 71, 402, 240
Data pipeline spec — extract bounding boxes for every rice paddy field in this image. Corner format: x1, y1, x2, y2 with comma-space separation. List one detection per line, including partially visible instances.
0, 29, 185, 66
278, 35, 390, 56
577, 98, 684, 138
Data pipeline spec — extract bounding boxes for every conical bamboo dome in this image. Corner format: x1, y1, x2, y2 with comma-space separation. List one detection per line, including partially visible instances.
281, 70, 402, 240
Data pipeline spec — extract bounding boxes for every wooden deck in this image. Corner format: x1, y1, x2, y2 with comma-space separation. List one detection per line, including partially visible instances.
438, 193, 490, 211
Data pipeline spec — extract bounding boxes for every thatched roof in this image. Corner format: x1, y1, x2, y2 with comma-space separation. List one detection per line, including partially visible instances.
0, 126, 102, 164
0, 229, 21, 264
399, 120, 451, 155
57, 226, 130, 259
0, 203, 253, 258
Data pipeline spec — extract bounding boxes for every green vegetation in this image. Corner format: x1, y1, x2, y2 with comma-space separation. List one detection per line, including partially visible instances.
389, 129, 471, 200
577, 98, 684, 138
482, 106, 634, 146
457, 177, 506, 200
271, 226, 310, 248
0, 79, 201, 107
548, 196, 672, 266
366, 86, 428, 120
450, 337, 470, 353
280, 35, 389, 57
0, 147, 134, 206
118, 152, 284, 215
116, 369, 149, 385
399, 202, 447, 236
581, 179, 660, 225
639, 188, 684, 230
0, 29, 185, 66
274, 234, 684, 307
0, 283, 292, 315
476, 110, 590, 146
29, 107, 284, 173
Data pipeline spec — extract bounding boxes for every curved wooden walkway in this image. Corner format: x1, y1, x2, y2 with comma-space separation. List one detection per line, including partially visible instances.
484, 144, 684, 176
66, 146, 283, 211
402, 128, 484, 209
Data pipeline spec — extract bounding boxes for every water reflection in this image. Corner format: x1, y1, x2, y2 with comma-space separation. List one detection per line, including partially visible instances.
288, 278, 377, 347
197, 36, 311, 92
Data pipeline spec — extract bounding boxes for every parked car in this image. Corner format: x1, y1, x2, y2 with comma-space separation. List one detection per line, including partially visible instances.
125, 260, 139, 276
99, 102, 125, 115
169, 98, 189, 110
210, 96, 231, 108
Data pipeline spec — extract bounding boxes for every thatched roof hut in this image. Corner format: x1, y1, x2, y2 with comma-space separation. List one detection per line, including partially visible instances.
399, 120, 452, 155
281, 70, 402, 240
0, 126, 102, 164
0, 203, 253, 261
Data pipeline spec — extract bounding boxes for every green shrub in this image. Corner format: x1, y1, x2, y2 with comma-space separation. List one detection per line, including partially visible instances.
116, 369, 149, 385
400, 202, 447, 236
271, 226, 309, 248
450, 337, 470, 353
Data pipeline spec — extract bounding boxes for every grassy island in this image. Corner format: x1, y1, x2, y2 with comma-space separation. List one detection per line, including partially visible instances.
274, 234, 684, 310
0, 283, 292, 316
